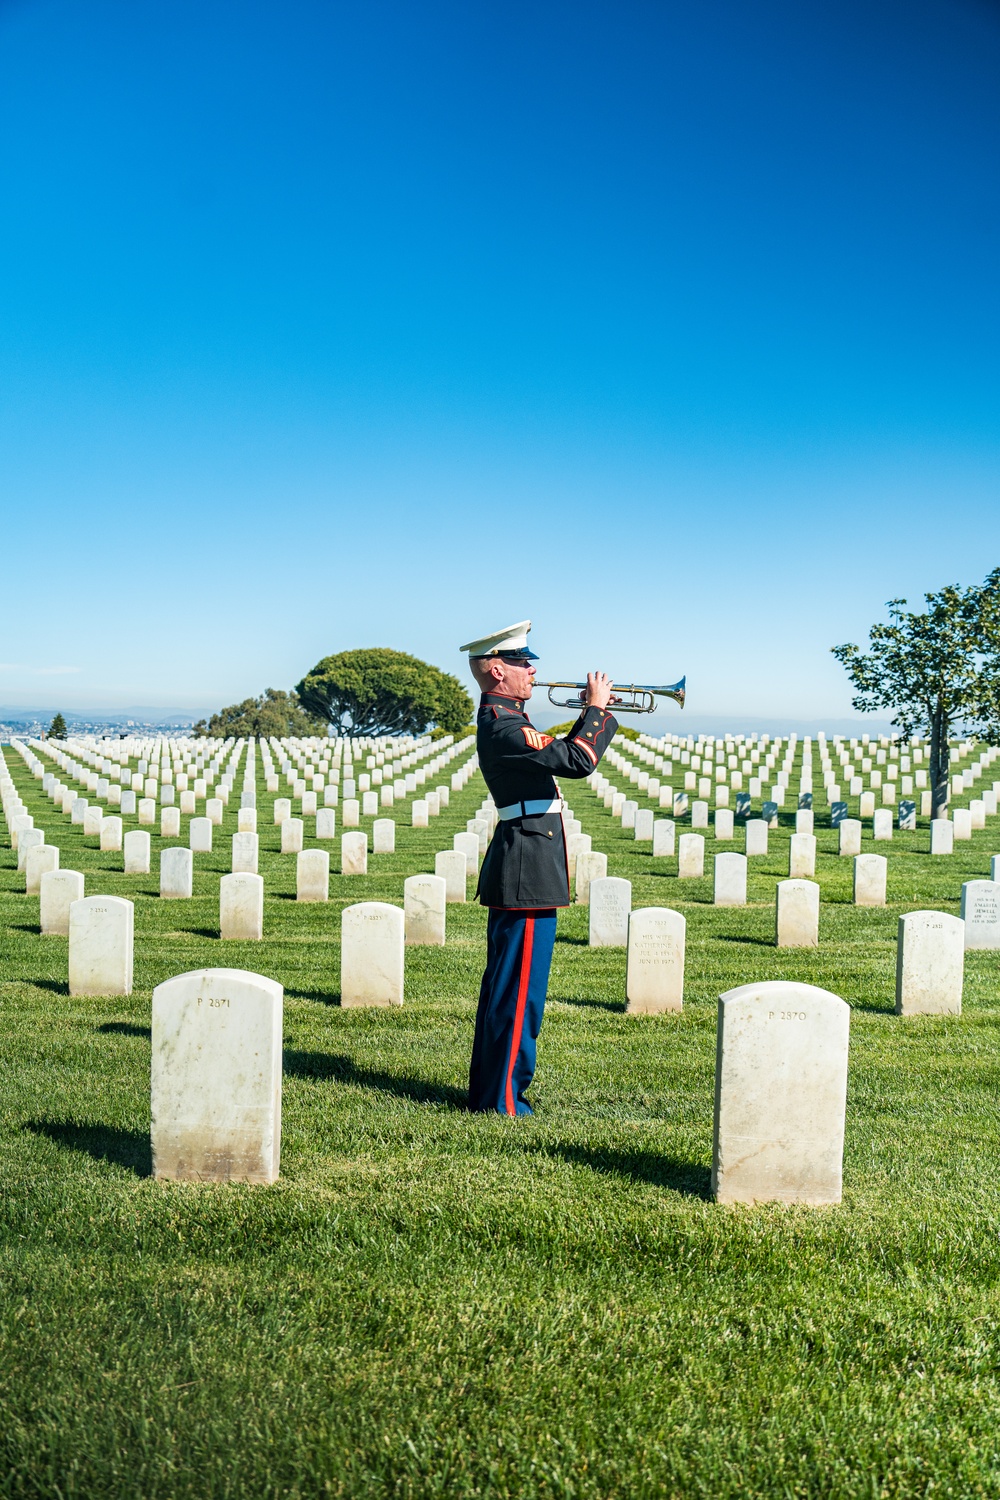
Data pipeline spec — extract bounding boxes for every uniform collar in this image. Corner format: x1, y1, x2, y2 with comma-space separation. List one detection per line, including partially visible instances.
480, 691, 527, 714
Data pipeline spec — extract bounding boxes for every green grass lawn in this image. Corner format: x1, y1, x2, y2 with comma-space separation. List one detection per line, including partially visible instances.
2, 738, 1000, 1498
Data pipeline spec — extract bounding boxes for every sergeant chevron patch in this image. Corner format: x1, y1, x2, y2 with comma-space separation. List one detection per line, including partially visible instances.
521, 727, 554, 749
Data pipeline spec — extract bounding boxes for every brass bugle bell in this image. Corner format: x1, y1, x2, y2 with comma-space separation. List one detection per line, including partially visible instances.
535, 677, 686, 714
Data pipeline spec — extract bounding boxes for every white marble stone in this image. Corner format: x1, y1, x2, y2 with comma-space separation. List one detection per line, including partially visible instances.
16, 827, 44, 870
98, 815, 122, 852
678, 833, 705, 878
280, 817, 303, 855
273, 797, 292, 824
634, 807, 654, 841
220, 872, 264, 938
953, 808, 973, 841
714, 852, 747, 906
691, 800, 709, 829
589, 876, 632, 946
341, 902, 404, 1006
652, 819, 675, 857
625, 907, 685, 1014
565, 832, 592, 879
40, 868, 84, 934
404, 873, 446, 945
137, 797, 156, 826
342, 798, 360, 828
895, 911, 964, 1015
71, 798, 88, 826
124, 829, 151, 875
179, 790, 196, 815
795, 809, 814, 836
188, 816, 212, 853
930, 818, 954, 856
315, 807, 336, 840
411, 798, 429, 828
745, 818, 768, 856
714, 808, 735, 840
26, 843, 59, 894
297, 848, 329, 902
775, 879, 819, 947
453, 830, 479, 873
575, 850, 608, 904
151, 967, 282, 1183
435, 849, 466, 902
368, 817, 392, 854
960, 880, 1000, 950
853, 852, 887, 906
712, 980, 850, 1205
787, 833, 816, 878
838, 819, 862, 857
206, 796, 224, 826
232, 831, 259, 874
161, 806, 181, 839
82, 805, 104, 837
161, 846, 193, 899
68, 895, 133, 996
341, 831, 368, 875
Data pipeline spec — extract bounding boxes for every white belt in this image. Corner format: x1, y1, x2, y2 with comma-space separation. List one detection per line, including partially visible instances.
497, 798, 562, 821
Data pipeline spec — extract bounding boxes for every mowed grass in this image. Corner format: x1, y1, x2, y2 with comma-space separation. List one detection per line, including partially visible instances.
2, 741, 1000, 1499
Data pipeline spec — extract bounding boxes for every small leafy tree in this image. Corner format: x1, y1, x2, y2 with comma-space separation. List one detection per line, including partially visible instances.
296, 649, 473, 737
193, 689, 324, 739
48, 712, 67, 740
832, 570, 1000, 817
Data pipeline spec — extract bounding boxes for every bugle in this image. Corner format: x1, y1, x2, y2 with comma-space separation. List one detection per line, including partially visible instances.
535, 677, 686, 714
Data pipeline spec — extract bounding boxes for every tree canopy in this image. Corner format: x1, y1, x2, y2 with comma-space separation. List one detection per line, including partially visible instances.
296, 649, 473, 737
832, 569, 1000, 816
193, 689, 324, 739
48, 712, 67, 740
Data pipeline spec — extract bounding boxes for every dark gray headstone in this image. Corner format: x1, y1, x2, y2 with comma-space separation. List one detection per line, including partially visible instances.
830, 801, 848, 827
735, 792, 751, 819
762, 800, 779, 828
798, 792, 813, 811
898, 799, 916, 831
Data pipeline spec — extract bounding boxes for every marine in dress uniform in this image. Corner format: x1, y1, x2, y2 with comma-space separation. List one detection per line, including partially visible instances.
461, 621, 618, 1116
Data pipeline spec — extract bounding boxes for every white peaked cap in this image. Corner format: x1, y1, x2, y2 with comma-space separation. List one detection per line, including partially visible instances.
460, 620, 536, 657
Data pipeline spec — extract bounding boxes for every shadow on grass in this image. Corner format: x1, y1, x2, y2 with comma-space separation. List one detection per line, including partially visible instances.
30, 977, 68, 995
532, 1141, 712, 1199
96, 1021, 152, 1039
178, 928, 219, 940
10, 923, 40, 935
285, 986, 341, 1006
555, 935, 589, 947
714, 934, 774, 947
24, 1119, 152, 1177
284, 1049, 466, 1109
550, 993, 625, 1013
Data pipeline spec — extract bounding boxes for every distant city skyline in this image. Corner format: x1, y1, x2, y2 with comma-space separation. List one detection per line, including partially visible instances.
2, 0, 998, 719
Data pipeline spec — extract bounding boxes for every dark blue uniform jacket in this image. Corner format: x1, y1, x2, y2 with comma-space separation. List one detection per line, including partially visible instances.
475, 691, 618, 909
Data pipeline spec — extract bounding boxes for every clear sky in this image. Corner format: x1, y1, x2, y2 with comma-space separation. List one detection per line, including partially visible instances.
1, 0, 998, 725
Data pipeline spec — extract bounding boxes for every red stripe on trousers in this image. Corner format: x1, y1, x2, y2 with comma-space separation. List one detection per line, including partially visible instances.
504, 917, 535, 1116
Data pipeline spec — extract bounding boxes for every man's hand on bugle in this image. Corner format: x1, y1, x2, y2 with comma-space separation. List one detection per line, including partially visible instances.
584, 671, 614, 710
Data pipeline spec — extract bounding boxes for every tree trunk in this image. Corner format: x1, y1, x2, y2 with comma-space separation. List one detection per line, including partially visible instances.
929, 702, 950, 819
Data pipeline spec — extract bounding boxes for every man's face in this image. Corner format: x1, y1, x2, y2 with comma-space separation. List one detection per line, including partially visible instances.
485, 655, 536, 699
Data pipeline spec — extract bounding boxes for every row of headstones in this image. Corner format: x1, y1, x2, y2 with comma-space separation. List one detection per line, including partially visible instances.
31, 734, 246, 809
589, 871, 1000, 976
260, 732, 471, 807
145, 964, 849, 1207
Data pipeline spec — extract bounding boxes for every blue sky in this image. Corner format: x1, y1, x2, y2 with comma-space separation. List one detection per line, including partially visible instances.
1, 0, 998, 724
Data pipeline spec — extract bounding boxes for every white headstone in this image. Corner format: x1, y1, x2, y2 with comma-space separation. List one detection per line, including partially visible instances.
316, 807, 337, 840
68, 895, 133, 996
953, 808, 973, 841
895, 911, 964, 1014
588, 876, 632, 947
625, 908, 685, 1014
634, 807, 654, 841
715, 808, 734, 840
220, 872, 264, 939
713, 851, 747, 906
190, 817, 213, 853
100, 815, 123, 852
137, 797, 157, 826
404, 873, 447, 945
273, 798, 291, 824
26, 843, 59, 895
411, 798, 429, 828
232, 831, 259, 874
297, 849, 329, 902
16, 826, 44, 869
775, 879, 819, 948
960, 880, 1000, 950
788, 833, 816, 878
161, 806, 181, 838
151, 967, 282, 1183
123, 829, 151, 875
341, 831, 368, 875
40, 868, 84, 934
372, 817, 395, 853
280, 818, 303, 855
838, 819, 862, 857
691, 800, 709, 829
575, 849, 608, 904
83, 804, 103, 836
652, 819, 675, 857
435, 849, 467, 902
161, 846, 194, 899
453, 831, 479, 872
341, 902, 404, 1006
930, 818, 954, 856
853, 853, 887, 906
712, 980, 850, 1205
238, 807, 257, 833
745, 818, 768, 856
678, 833, 705, 878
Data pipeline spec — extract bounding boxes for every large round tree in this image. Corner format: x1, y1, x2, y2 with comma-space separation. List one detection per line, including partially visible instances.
296, 649, 473, 736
